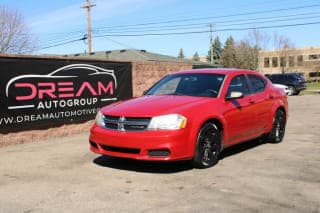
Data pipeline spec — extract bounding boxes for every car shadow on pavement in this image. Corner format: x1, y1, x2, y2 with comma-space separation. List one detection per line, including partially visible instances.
93, 156, 194, 174
93, 138, 266, 173
220, 138, 265, 160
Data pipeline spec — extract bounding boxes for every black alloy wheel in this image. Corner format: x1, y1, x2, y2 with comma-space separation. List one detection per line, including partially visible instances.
267, 110, 286, 143
193, 122, 221, 169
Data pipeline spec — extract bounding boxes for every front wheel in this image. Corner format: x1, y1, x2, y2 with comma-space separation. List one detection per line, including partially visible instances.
266, 110, 286, 143
192, 122, 221, 169
288, 86, 295, 96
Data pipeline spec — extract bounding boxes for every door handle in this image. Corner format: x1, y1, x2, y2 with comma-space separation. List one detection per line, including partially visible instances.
248, 99, 255, 104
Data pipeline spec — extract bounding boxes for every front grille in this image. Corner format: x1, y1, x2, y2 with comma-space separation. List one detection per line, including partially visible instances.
100, 144, 140, 154
103, 115, 151, 131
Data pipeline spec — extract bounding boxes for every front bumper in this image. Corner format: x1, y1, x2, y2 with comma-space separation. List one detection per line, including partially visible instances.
89, 124, 194, 161
296, 83, 307, 91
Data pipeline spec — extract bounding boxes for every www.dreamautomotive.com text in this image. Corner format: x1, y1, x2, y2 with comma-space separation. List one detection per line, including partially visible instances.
0, 108, 99, 126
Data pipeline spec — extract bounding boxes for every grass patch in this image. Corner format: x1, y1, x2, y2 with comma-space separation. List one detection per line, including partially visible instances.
300, 82, 320, 95
307, 82, 320, 90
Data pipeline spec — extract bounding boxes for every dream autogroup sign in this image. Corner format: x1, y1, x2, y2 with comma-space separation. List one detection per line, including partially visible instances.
0, 56, 132, 132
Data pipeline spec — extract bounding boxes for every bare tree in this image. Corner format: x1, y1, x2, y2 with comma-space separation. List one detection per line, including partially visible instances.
246, 29, 270, 50
0, 6, 36, 54
273, 32, 294, 73
244, 29, 271, 70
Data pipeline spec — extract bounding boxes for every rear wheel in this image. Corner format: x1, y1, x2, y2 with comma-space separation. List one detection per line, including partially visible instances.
192, 122, 221, 169
267, 110, 286, 143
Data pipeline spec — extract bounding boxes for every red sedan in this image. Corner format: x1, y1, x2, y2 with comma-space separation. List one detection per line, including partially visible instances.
89, 69, 288, 168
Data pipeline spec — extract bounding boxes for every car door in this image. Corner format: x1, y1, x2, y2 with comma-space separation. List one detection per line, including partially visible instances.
246, 74, 273, 136
223, 74, 258, 145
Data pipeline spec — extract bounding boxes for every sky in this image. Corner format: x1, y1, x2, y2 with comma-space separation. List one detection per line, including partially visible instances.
1, 0, 320, 57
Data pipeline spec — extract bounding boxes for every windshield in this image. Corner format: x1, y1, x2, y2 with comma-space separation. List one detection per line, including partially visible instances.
145, 73, 225, 98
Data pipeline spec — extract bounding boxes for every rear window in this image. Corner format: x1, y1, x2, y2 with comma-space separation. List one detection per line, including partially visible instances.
247, 74, 266, 94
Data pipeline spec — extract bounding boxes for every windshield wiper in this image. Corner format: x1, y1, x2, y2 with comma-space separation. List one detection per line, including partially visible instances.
166, 92, 185, 96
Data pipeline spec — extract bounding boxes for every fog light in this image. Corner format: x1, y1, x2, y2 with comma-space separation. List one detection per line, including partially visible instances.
89, 140, 98, 149
148, 149, 170, 157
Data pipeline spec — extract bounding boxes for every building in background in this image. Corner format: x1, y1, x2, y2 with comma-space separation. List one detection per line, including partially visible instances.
258, 46, 320, 80
67, 49, 189, 62
64, 48, 218, 69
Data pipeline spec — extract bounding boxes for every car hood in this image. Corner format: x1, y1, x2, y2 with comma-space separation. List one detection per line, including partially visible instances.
273, 83, 287, 89
101, 95, 213, 117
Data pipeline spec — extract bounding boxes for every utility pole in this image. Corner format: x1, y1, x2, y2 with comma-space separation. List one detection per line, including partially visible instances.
81, 0, 96, 53
209, 24, 214, 64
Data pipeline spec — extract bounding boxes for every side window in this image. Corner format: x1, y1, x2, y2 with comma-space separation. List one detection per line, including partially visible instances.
248, 75, 266, 94
272, 75, 281, 81
227, 75, 250, 96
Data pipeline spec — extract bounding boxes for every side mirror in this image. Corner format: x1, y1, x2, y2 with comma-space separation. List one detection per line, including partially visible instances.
226, 91, 244, 100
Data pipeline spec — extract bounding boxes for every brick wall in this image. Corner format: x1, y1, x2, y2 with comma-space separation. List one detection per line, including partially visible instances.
132, 61, 192, 97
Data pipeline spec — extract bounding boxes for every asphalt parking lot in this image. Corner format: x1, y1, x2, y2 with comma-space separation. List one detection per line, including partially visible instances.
0, 95, 319, 213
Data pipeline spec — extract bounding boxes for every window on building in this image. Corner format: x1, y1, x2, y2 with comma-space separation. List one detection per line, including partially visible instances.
308, 54, 320, 60
264, 57, 270, 68
289, 56, 294, 67
272, 57, 278, 67
280, 57, 286, 67
297, 55, 303, 66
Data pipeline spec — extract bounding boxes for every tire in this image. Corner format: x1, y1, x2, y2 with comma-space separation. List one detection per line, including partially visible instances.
192, 122, 221, 169
288, 86, 295, 96
266, 110, 286, 143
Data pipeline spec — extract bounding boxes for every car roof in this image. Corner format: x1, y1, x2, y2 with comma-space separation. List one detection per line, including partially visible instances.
174, 68, 259, 75
270, 73, 299, 76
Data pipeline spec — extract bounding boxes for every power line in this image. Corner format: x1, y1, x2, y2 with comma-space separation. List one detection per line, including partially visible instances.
38, 33, 85, 46
35, 5, 320, 48
21, 38, 85, 53
93, 11, 320, 33
29, 1, 320, 53
92, 3, 320, 30
28, 20, 320, 53
92, 21, 320, 37
92, 14, 320, 35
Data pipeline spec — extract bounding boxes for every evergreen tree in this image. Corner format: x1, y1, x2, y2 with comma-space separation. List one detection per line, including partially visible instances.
221, 36, 236, 68
192, 51, 200, 61
207, 36, 222, 63
178, 48, 185, 59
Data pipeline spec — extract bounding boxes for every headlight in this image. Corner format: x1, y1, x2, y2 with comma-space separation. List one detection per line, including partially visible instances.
147, 114, 187, 130
95, 111, 105, 127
